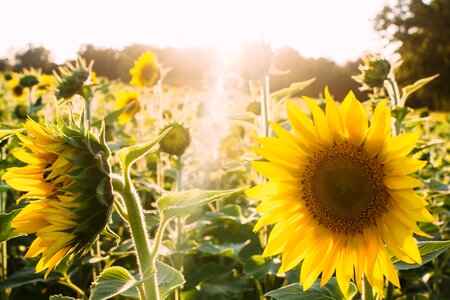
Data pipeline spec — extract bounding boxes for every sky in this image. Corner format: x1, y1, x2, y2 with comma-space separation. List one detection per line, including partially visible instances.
0, 0, 391, 64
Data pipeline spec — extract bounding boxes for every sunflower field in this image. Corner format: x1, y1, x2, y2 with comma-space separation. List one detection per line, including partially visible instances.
0, 48, 449, 300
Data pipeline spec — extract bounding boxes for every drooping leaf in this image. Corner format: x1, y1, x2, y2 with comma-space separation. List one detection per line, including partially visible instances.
89, 266, 138, 300
0, 209, 24, 243
156, 261, 185, 299
265, 278, 357, 300
117, 128, 170, 171
394, 240, 450, 270
157, 188, 244, 220
401, 74, 439, 102
270, 78, 316, 102
49, 295, 81, 300
0, 266, 45, 291
120, 261, 185, 300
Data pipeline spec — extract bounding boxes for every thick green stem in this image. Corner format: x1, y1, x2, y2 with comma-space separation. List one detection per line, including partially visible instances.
174, 157, 184, 300
386, 77, 401, 107
27, 87, 33, 116
362, 275, 375, 300
114, 169, 159, 300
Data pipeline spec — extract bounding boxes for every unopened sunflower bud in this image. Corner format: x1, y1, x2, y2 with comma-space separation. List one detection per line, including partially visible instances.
159, 123, 191, 156
354, 54, 391, 90
2, 118, 113, 278
19, 74, 39, 88
54, 58, 90, 99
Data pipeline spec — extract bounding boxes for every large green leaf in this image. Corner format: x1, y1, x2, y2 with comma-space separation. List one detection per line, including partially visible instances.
401, 74, 439, 102
265, 278, 357, 300
157, 188, 244, 220
50, 295, 81, 300
89, 266, 138, 300
270, 78, 316, 102
117, 128, 170, 171
120, 261, 185, 300
156, 261, 185, 299
0, 209, 24, 243
0, 266, 45, 291
243, 255, 280, 280
394, 240, 450, 270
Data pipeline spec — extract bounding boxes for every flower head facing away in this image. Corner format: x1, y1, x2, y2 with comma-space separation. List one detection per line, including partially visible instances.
54, 58, 91, 100
246, 88, 434, 296
129, 51, 161, 88
2, 118, 113, 278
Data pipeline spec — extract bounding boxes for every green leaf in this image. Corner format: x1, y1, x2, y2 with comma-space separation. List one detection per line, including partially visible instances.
270, 78, 316, 102
0, 128, 23, 142
401, 74, 439, 101
243, 255, 280, 279
265, 278, 357, 300
156, 261, 185, 299
93, 101, 133, 127
117, 128, 170, 171
0, 266, 45, 290
50, 295, 81, 300
157, 188, 244, 220
89, 266, 138, 300
0, 209, 24, 243
394, 240, 450, 270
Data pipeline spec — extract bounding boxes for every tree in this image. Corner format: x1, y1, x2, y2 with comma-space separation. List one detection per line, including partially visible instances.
13, 45, 55, 73
375, 0, 450, 110
78, 44, 119, 79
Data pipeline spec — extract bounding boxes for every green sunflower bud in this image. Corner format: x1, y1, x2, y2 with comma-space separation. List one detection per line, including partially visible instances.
354, 54, 391, 90
54, 58, 91, 99
2, 117, 113, 278
159, 123, 191, 156
14, 104, 28, 119
19, 74, 39, 88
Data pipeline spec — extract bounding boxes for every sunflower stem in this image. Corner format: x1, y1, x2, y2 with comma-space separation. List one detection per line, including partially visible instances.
174, 157, 184, 300
259, 74, 271, 138
115, 167, 159, 300
362, 275, 375, 300
27, 87, 33, 117
386, 77, 401, 108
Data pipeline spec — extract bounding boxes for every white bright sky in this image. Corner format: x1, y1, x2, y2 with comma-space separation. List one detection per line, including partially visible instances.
1, 0, 392, 64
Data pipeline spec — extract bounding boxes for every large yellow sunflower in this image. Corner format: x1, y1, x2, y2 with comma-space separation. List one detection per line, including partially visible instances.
2, 118, 113, 278
246, 88, 434, 296
129, 51, 161, 88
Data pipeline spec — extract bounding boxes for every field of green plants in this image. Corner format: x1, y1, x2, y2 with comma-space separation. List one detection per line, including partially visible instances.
0, 49, 448, 300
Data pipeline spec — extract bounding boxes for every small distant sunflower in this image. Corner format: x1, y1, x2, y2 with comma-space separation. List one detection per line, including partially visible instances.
246, 88, 434, 296
2, 118, 113, 278
8, 79, 26, 100
37, 74, 54, 92
129, 51, 160, 88
115, 90, 140, 124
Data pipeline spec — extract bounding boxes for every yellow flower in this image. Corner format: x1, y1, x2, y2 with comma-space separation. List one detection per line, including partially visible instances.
246, 88, 434, 296
129, 51, 160, 88
8, 78, 27, 101
2, 118, 113, 278
115, 91, 140, 124
37, 74, 54, 91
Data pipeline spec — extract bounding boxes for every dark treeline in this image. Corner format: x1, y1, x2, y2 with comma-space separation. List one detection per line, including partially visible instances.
0, 43, 368, 101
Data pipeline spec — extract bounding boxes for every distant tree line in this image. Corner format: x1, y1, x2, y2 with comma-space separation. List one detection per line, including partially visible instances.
0, 44, 369, 101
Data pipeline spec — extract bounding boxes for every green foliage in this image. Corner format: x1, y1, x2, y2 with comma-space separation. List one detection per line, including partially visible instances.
265, 278, 358, 300
394, 241, 450, 270
0, 209, 23, 242
375, 0, 450, 110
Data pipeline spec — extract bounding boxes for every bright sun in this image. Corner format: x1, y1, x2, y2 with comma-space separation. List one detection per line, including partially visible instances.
2, 0, 387, 64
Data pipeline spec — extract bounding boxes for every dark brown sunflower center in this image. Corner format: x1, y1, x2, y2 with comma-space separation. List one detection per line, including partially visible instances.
302, 142, 388, 234
141, 63, 156, 82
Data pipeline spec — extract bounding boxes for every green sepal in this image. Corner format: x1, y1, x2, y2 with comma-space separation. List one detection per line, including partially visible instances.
0, 209, 24, 243
0, 128, 24, 142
